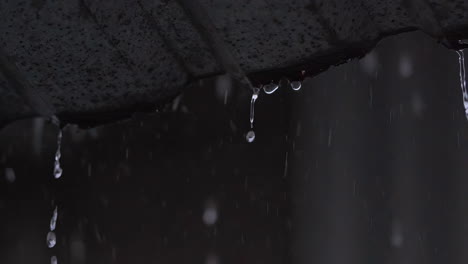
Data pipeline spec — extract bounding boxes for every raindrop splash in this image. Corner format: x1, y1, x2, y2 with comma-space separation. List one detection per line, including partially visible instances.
53, 130, 63, 179
263, 83, 279, 94
46, 231, 56, 248
290, 81, 302, 91
456, 49, 468, 120
50, 206, 58, 231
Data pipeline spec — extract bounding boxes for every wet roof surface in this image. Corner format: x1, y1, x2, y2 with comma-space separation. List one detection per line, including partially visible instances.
0, 0, 467, 128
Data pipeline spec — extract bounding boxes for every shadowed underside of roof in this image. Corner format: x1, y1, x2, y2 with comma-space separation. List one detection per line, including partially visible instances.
0, 0, 468, 128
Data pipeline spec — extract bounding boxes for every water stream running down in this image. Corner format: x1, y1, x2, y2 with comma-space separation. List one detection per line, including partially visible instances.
246, 88, 260, 143
47, 124, 63, 263
53, 130, 63, 179
47, 207, 58, 262
457, 49, 468, 120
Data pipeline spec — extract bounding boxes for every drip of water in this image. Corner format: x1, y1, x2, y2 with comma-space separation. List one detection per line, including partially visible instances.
46, 231, 56, 248
50, 206, 58, 231
51, 256, 58, 264
53, 130, 63, 179
263, 83, 279, 94
290, 81, 302, 91
247, 88, 260, 143
246, 130, 256, 143
249, 88, 260, 128
457, 50, 468, 120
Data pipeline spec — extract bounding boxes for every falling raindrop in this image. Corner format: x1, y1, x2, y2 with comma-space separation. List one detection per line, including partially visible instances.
399, 53, 414, 78
290, 81, 302, 91
456, 49, 468, 120
390, 220, 404, 248
215, 75, 232, 105
50, 206, 58, 231
53, 130, 63, 179
203, 200, 219, 226
263, 83, 279, 94
51, 256, 58, 264
5, 168, 16, 183
411, 91, 425, 118
205, 253, 220, 264
32, 118, 45, 155
246, 130, 255, 143
47, 231, 57, 248
203, 208, 218, 226
360, 51, 378, 75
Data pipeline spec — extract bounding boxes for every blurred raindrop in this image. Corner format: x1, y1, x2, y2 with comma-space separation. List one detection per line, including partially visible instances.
70, 235, 86, 264
390, 220, 404, 248
205, 253, 220, 264
411, 92, 425, 118
399, 53, 414, 78
5, 168, 15, 183
215, 75, 232, 105
360, 51, 378, 76
32, 118, 45, 155
171, 95, 183, 112
203, 201, 218, 226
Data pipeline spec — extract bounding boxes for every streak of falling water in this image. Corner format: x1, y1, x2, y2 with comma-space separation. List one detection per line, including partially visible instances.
250, 88, 260, 127
50, 206, 58, 231
53, 130, 63, 179
246, 88, 260, 143
456, 49, 468, 120
49, 118, 63, 263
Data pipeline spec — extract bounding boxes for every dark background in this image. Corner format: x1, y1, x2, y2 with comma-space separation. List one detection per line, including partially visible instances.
1, 31, 468, 264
